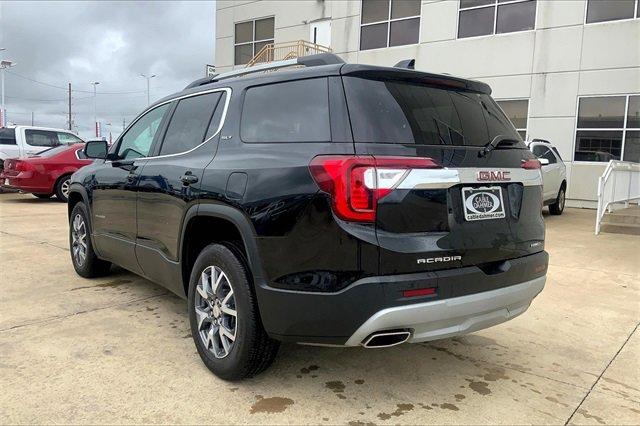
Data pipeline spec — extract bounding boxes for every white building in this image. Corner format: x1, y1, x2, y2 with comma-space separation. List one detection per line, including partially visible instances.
215, 0, 640, 207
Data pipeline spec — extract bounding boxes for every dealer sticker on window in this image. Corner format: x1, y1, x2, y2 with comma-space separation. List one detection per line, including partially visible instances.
461, 186, 506, 221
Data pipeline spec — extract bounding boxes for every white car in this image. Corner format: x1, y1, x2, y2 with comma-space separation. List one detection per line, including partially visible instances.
0, 126, 85, 173
527, 139, 567, 215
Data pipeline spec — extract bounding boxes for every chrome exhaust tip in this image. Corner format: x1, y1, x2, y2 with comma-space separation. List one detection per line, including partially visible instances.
361, 330, 411, 348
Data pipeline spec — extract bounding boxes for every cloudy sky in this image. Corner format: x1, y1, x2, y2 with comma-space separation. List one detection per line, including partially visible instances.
0, 1, 215, 139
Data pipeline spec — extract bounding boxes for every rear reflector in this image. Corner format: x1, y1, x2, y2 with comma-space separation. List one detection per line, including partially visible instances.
309, 155, 441, 223
403, 287, 437, 298
521, 159, 541, 170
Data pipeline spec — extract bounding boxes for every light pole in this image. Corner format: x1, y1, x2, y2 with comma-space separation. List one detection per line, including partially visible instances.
1, 59, 17, 128
140, 73, 156, 106
91, 81, 100, 137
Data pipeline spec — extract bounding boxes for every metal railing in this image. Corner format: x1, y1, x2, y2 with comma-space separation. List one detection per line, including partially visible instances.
246, 40, 332, 68
595, 160, 640, 234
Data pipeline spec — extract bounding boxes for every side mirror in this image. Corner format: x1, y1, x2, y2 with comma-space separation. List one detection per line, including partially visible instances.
539, 158, 550, 166
84, 140, 108, 159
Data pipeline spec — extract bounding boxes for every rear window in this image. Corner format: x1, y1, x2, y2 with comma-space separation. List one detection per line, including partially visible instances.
241, 78, 330, 143
0, 128, 17, 145
343, 77, 522, 146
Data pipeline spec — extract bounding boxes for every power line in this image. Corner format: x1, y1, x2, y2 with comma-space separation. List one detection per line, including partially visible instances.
6, 70, 153, 94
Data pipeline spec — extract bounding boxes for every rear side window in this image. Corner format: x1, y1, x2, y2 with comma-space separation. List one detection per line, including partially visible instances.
25, 129, 58, 147
241, 78, 330, 143
532, 144, 557, 164
57, 132, 83, 145
343, 77, 522, 146
0, 128, 16, 145
159, 92, 224, 156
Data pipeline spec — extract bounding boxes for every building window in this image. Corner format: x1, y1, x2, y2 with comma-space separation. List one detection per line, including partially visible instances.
586, 0, 639, 24
497, 99, 529, 140
458, 0, 537, 39
575, 95, 640, 163
234, 17, 274, 65
360, 0, 421, 51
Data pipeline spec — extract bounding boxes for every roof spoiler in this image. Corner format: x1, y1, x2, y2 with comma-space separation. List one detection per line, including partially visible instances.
184, 53, 345, 90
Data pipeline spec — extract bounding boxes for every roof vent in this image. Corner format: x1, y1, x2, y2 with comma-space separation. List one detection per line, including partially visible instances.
394, 59, 415, 70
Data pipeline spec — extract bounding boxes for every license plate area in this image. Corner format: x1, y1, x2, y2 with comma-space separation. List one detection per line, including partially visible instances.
461, 186, 505, 221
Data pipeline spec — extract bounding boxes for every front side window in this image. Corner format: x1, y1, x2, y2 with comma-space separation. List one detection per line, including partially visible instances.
586, 0, 638, 24
532, 144, 557, 164
575, 95, 639, 162
458, 0, 537, 39
241, 78, 330, 143
117, 104, 170, 160
25, 130, 58, 147
234, 17, 274, 65
343, 77, 522, 146
56, 132, 83, 145
497, 99, 529, 140
159, 92, 224, 156
360, 0, 421, 50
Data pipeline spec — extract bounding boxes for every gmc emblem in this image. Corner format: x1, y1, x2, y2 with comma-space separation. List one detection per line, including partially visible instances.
477, 171, 511, 181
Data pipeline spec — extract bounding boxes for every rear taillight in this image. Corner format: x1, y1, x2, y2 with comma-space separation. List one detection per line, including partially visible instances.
521, 159, 541, 170
309, 155, 441, 223
14, 161, 33, 172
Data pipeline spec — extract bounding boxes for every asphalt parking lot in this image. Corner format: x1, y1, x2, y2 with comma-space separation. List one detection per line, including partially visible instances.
1, 192, 638, 425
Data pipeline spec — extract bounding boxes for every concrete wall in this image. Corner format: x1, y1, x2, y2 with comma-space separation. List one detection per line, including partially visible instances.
215, 0, 640, 207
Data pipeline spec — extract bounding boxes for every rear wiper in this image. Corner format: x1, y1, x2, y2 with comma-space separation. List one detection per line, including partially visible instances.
479, 135, 519, 157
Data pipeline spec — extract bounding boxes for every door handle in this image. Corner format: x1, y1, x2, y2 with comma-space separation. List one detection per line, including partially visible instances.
180, 172, 199, 186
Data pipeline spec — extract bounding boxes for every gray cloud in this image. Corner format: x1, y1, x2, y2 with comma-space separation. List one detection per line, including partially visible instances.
0, 1, 215, 139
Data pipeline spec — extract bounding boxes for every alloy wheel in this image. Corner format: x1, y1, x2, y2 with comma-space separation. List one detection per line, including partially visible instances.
61, 179, 71, 198
71, 214, 87, 266
194, 265, 238, 358
559, 189, 565, 211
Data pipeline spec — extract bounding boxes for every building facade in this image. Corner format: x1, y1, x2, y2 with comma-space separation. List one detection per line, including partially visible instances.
215, 0, 640, 207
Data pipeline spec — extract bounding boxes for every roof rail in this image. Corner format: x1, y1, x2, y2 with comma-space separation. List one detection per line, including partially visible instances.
394, 59, 415, 70
183, 53, 344, 89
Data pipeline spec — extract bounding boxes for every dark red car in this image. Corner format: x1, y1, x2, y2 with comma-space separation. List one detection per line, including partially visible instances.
1, 143, 93, 202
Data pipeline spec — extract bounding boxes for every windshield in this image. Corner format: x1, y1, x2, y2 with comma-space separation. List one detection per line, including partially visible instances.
343, 77, 524, 147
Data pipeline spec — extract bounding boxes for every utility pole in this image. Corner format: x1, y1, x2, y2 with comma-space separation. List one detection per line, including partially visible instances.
140, 73, 156, 106
68, 83, 72, 130
31, 111, 34, 126
0, 58, 17, 128
122, 117, 126, 130
91, 81, 100, 137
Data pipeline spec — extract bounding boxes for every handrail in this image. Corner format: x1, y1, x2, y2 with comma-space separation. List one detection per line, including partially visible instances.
595, 160, 640, 234
246, 40, 332, 68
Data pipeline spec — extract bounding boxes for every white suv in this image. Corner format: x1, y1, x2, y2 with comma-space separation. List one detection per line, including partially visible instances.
527, 139, 567, 215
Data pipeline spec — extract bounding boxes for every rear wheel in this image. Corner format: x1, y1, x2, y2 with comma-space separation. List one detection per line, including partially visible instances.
549, 186, 565, 215
33, 193, 52, 199
69, 202, 111, 277
188, 244, 279, 381
55, 175, 72, 202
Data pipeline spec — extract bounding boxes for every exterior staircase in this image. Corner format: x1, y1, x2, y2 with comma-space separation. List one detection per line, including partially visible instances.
600, 206, 640, 235
246, 40, 332, 68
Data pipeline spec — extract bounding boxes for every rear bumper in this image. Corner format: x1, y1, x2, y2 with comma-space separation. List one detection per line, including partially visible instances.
257, 251, 548, 345
344, 275, 545, 346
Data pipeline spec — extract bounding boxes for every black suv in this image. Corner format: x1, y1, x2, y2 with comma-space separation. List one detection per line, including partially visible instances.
68, 54, 548, 380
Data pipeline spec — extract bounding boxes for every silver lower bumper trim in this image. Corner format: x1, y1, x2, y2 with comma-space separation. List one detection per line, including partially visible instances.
344, 275, 546, 347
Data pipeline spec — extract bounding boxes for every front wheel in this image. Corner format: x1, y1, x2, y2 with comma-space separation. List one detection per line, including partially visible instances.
549, 186, 565, 215
188, 244, 279, 381
55, 175, 71, 202
69, 202, 112, 277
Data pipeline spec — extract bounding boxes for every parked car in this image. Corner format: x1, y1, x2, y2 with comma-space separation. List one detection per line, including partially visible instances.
0, 126, 85, 174
526, 139, 567, 215
1, 143, 93, 202
68, 54, 548, 380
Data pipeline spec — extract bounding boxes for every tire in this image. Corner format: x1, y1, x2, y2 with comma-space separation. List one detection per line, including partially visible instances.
69, 202, 111, 278
33, 193, 52, 199
55, 175, 72, 202
188, 243, 279, 381
549, 186, 565, 215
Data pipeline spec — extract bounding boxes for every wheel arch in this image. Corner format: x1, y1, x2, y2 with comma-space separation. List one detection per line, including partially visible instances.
180, 203, 265, 297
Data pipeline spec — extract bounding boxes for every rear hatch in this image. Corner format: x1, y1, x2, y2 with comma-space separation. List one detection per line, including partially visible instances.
341, 69, 545, 276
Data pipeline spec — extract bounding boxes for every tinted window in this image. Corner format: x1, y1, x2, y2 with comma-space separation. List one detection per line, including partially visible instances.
361, 0, 420, 50
496, 0, 536, 34
458, 7, 494, 38
551, 147, 563, 161
362, 0, 390, 23
575, 130, 622, 161
117, 104, 170, 160
234, 17, 274, 65
343, 77, 522, 146
586, 0, 636, 23
458, 0, 537, 39
532, 145, 556, 164
57, 132, 83, 145
241, 78, 330, 143
627, 95, 640, 128
497, 99, 528, 131
205, 93, 228, 140
0, 128, 16, 145
159, 92, 223, 156
624, 131, 640, 163
577, 96, 625, 128
25, 130, 58, 147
